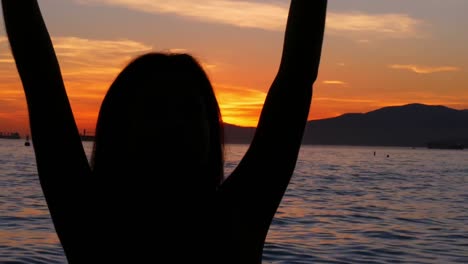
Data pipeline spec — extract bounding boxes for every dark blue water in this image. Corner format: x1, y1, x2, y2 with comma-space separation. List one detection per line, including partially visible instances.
1, 139, 468, 263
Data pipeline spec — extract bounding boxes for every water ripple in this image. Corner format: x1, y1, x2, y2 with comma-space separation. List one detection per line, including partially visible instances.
2, 142, 468, 263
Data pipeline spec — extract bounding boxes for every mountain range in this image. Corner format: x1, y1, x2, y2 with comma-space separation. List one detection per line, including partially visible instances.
224, 103, 468, 148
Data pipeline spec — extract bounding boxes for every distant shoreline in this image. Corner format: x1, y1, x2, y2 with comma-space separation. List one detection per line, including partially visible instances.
1, 138, 464, 150
0, 132, 20, 140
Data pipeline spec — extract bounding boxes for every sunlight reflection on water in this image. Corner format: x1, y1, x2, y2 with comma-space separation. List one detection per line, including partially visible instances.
1, 140, 468, 263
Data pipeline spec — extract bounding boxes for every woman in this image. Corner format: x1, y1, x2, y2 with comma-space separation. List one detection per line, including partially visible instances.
2, 0, 327, 263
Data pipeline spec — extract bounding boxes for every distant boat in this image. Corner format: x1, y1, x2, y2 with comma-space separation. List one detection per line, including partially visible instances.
24, 135, 31, 147
0, 132, 21, 139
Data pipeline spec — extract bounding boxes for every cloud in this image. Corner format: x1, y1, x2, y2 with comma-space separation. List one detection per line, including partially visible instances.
327, 12, 422, 37
54, 37, 151, 54
356, 39, 370, 43
389, 64, 461, 74
323, 80, 346, 85
50, 37, 153, 84
0, 35, 157, 132
75, 0, 423, 37
0, 59, 15, 63
164, 48, 188, 54
0, 39, 24, 88
76, 0, 289, 31
0, 36, 153, 79
0, 35, 154, 108
314, 97, 376, 104
52, 37, 152, 67
50, 37, 156, 106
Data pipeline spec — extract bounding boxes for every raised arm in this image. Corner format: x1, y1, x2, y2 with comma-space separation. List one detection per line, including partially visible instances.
218, 0, 327, 262
2, 0, 91, 261
245, 0, 328, 177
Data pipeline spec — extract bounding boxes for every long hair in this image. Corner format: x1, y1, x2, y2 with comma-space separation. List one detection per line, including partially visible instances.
91, 52, 224, 189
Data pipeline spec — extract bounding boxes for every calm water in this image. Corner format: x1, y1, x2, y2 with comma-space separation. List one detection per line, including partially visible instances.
1, 139, 468, 263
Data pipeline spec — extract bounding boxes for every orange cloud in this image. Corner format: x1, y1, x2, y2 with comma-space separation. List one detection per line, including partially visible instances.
0, 36, 153, 83
0, 59, 14, 63
314, 97, 376, 104
52, 37, 152, 79
323, 80, 347, 85
52, 37, 154, 129
389, 64, 461, 74
0, 36, 153, 133
0, 38, 26, 126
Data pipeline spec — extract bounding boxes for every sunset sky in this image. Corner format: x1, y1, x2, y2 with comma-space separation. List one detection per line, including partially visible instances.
0, 0, 467, 135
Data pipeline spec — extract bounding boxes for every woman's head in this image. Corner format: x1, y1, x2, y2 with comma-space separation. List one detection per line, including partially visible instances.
92, 53, 224, 189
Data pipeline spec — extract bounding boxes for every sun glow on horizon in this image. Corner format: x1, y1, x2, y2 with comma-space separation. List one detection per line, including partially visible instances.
215, 84, 266, 127
1, 1, 468, 135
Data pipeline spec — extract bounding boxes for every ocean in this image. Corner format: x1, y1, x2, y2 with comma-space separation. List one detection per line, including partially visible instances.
1, 139, 468, 263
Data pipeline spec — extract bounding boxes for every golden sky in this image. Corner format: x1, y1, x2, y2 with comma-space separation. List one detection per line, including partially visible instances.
0, 0, 467, 135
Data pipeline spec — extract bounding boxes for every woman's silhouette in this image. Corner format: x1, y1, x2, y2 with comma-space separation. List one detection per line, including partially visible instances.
2, 0, 327, 263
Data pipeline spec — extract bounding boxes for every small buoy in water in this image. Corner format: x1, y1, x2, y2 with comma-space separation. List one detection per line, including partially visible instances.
25, 135, 31, 147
